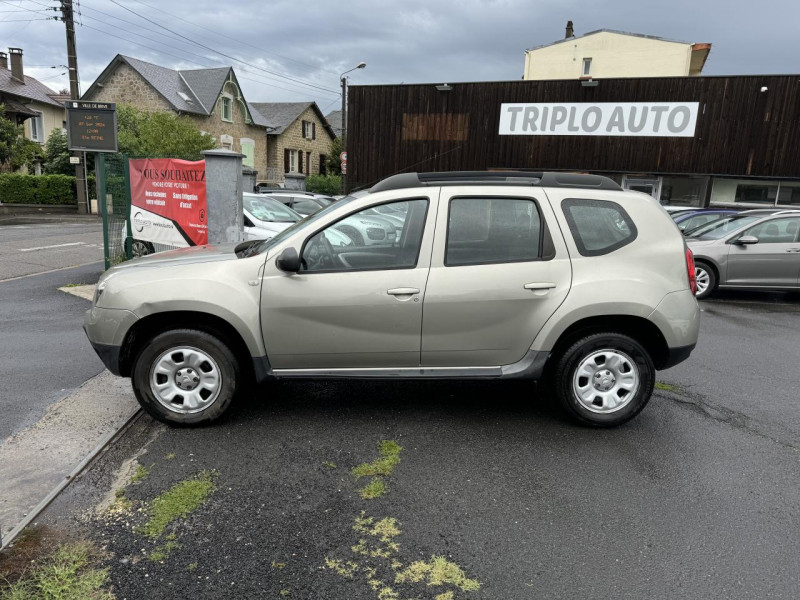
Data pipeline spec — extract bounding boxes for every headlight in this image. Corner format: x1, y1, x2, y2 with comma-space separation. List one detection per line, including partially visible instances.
93, 280, 106, 305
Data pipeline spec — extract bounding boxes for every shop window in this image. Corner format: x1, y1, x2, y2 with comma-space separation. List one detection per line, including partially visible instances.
659, 176, 707, 207
777, 183, 800, 205
734, 183, 778, 204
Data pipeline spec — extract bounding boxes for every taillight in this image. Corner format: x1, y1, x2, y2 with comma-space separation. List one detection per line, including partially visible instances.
686, 247, 697, 295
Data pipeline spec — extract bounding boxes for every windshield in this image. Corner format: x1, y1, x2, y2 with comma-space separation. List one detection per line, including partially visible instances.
243, 194, 301, 223
240, 193, 362, 257
686, 215, 761, 240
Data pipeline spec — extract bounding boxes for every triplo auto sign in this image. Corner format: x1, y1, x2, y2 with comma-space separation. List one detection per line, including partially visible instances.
129, 158, 207, 247
499, 102, 699, 137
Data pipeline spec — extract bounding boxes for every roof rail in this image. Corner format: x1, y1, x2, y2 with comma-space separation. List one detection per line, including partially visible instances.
369, 171, 622, 193
773, 209, 800, 216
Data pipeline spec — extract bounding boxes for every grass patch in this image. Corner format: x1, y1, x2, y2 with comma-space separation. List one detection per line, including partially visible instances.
148, 540, 179, 562
0, 542, 110, 600
187, 562, 198, 572
359, 478, 387, 499
435, 592, 455, 600
165, 453, 176, 460
61, 283, 85, 288
655, 381, 680, 393
323, 461, 337, 469
351, 441, 402, 479
395, 556, 480, 592
137, 471, 217, 540
324, 557, 359, 578
130, 463, 152, 483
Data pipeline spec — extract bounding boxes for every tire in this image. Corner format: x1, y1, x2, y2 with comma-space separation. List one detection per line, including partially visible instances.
131, 329, 240, 426
132, 239, 154, 257
694, 262, 716, 300
553, 333, 655, 427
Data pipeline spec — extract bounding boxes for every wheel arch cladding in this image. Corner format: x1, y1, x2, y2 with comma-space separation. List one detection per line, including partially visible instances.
119, 311, 254, 379
550, 315, 669, 370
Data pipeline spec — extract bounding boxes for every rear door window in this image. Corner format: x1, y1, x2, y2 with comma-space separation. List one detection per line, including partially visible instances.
562, 199, 637, 256
445, 197, 543, 266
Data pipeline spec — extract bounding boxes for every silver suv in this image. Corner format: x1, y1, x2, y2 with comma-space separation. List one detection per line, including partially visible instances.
84, 172, 700, 428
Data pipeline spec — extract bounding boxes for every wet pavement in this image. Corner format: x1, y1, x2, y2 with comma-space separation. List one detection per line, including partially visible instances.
17, 292, 800, 600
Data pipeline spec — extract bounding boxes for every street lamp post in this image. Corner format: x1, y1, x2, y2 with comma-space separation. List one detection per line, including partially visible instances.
340, 62, 366, 193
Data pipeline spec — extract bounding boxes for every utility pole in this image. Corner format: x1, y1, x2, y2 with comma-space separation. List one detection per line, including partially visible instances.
339, 62, 365, 194
59, 0, 88, 214
340, 76, 347, 193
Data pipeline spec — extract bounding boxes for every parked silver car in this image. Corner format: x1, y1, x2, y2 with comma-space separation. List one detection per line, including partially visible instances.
84, 171, 699, 428
686, 210, 800, 298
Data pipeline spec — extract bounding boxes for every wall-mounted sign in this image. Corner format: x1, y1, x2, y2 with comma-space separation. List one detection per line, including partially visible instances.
129, 158, 207, 247
65, 101, 118, 152
499, 102, 699, 137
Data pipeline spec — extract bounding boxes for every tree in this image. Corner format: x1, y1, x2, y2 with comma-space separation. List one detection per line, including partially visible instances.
326, 136, 344, 175
117, 104, 216, 158
0, 104, 43, 171
42, 129, 73, 175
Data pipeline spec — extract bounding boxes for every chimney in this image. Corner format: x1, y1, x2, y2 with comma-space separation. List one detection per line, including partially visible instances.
565, 20, 574, 39
9, 48, 23, 82
0, 52, 7, 70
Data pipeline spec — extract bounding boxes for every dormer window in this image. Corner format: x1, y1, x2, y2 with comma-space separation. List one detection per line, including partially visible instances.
221, 97, 233, 122
178, 91, 194, 104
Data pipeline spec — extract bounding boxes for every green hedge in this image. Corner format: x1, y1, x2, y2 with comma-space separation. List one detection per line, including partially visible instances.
0, 174, 77, 205
305, 174, 342, 196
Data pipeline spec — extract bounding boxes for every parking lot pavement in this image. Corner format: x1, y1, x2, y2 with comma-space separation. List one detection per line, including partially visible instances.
0, 219, 104, 281
16, 293, 800, 600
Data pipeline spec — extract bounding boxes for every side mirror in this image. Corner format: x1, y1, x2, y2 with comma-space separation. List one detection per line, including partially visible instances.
275, 247, 301, 273
734, 235, 759, 245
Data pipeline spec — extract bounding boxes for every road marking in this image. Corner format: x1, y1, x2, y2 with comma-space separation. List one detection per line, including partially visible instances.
18, 242, 85, 252
0, 261, 103, 283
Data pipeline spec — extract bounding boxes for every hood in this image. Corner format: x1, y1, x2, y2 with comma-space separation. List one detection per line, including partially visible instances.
109, 243, 240, 272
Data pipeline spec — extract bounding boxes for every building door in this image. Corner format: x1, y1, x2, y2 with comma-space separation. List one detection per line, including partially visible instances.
622, 176, 662, 201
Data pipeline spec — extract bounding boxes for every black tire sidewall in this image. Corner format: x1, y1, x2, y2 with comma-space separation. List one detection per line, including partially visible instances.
554, 333, 655, 427
694, 262, 716, 300
131, 329, 239, 426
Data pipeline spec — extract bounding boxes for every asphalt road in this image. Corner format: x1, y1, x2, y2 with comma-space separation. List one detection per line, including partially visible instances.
0, 220, 105, 440
29, 292, 800, 599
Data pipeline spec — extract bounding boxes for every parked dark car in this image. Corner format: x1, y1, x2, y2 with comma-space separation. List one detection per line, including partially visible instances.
673, 209, 741, 234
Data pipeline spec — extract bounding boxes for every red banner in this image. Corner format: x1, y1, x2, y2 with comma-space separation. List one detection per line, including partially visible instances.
129, 158, 207, 247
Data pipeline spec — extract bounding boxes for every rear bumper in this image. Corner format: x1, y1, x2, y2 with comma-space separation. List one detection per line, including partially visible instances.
660, 343, 696, 370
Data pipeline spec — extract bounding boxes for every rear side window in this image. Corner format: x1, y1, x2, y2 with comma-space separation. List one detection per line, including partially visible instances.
446, 197, 542, 266
562, 199, 637, 256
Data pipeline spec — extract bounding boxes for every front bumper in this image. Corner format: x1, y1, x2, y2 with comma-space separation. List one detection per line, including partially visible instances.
83, 306, 139, 376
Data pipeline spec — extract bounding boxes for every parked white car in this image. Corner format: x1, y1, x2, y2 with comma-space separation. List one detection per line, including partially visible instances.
242, 194, 302, 241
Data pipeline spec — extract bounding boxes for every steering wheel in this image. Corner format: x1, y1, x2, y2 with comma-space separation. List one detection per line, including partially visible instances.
305, 233, 337, 270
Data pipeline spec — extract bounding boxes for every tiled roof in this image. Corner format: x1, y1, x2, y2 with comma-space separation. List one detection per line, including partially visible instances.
0, 69, 64, 108
83, 55, 266, 127
250, 102, 312, 134
325, 110, 342, 138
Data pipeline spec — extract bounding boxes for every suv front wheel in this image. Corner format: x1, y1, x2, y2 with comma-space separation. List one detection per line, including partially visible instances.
131, 329, 240, 426
553, 333, 655, 427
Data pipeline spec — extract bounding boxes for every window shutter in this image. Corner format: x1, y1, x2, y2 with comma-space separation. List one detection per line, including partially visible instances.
306, 152, 311, 175
312, 123, 316, 140
284, 148, 290, 173
298, 150, 303, 173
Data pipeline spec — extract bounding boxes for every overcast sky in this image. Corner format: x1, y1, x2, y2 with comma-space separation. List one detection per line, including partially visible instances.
1, 0, 798, 113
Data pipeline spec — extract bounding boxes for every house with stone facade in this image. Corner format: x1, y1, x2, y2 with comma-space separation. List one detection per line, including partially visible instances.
0, 48, 67, 172
82, 55, 270, 175
250, 102, 336, 184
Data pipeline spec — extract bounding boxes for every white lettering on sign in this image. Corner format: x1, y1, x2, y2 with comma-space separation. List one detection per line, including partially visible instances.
499, 102, 699, 137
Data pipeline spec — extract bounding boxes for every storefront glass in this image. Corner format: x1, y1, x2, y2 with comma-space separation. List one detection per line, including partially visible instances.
710, 178, 800, 206
659, 177, 708, 207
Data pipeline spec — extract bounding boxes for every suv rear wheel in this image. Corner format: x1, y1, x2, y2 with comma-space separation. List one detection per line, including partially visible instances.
131, 329, 240, 426
553, 333, 655, 427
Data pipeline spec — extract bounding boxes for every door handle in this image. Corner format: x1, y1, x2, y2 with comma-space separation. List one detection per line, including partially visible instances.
387, 287, 420, 296
523, 282, 556, 290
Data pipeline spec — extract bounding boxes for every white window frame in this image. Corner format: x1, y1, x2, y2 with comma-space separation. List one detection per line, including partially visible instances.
240, 137, 255, 168
29, 112, 43, 142
582, 57, 592, 77
288, 149, 298, 172
221, 96, 233, 122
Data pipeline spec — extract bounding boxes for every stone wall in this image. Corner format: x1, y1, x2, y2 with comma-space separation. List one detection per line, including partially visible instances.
267, 106, 335, 182
89, 63, 171, 111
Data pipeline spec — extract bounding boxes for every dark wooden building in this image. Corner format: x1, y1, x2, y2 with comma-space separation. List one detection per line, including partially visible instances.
346, 75, 800, 206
